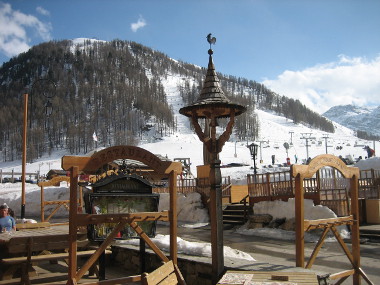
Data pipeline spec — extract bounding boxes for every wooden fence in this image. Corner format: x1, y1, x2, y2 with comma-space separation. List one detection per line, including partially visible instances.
0, 170, 40, 183
247, 167, 380, 217
153, 176, 231, 205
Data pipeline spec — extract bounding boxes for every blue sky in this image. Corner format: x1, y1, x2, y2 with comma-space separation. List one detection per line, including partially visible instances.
1, 0, 379, 113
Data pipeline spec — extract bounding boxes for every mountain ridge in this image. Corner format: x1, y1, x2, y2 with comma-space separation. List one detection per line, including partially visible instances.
323, 104, 380, 137
1, 38, 334, 162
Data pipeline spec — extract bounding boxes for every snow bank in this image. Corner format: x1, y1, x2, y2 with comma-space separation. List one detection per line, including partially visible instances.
252, 198, 337, 220
237, 199, 350, 242
117, 234, 255, 261
158, 192, 209, 224
354, 156, 380, 170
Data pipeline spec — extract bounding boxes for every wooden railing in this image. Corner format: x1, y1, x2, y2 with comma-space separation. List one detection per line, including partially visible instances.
153, 176, 231, 199
247, 168, 380, 217
358, 168, 380, 199
0, 170, 40, 183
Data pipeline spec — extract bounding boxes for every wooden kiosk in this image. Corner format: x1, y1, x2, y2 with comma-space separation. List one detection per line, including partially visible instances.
61, 145, 183, 285
291, 154, 373, 285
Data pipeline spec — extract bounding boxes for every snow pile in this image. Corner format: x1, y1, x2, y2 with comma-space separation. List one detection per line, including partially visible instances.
237, 198, 350, 242
252, 198, 337, 220
158, 192, 209, 224
1, 183, 71, 217
117, 234, 255, 261
354, 156, 380, 170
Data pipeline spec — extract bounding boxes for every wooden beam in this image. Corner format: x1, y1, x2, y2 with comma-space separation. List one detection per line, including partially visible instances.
38, 176, 70, 186
169, 170, 178, 264
68, 166, 78, 282
306, 227, 330, 269
291, 154, 359, 179
61, 145, 182, 174
294, 172, 304, 268
130, 222, 169, 263
75, 211, 169, 226
304, 216, 354, 231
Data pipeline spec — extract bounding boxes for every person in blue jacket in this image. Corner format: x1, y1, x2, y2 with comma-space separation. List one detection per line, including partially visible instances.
0, 203, 16, 232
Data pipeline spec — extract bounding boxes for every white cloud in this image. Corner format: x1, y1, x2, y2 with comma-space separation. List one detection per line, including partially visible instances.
36, 6, 50, 17
0, 3, 52, 58
130, 15, 147, 33
262, 55, 380, 114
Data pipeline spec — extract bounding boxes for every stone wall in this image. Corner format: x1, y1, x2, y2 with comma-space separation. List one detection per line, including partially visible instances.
112, 244, 213, 285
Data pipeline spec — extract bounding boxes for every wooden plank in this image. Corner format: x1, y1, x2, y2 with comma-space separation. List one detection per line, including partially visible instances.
1, 250, 112, 265
130, 222, 169, 263
7, 234, 69, 254
291, 154, 359, 179
143, 261, 176, 285
76, 211, 169, 226
218, 271, 318, 284
38, 176, 70, 186
76, 275, 142, 285
61, 146, 182, 174
329, 269, 355, 280
169, 170, 178, 264
75, 220, 128, 281
304, 216, 354, 231
306, 227, 330, 269
16, 222, 51, 230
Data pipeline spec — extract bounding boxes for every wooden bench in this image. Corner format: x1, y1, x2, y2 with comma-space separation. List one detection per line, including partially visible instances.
142, 260, 187, 285
0, 234, 111, 284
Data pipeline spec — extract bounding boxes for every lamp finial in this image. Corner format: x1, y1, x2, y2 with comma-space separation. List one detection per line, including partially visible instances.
206, 33, 216, 50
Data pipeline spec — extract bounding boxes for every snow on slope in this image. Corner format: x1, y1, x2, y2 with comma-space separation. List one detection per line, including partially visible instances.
161, 73, 195, 135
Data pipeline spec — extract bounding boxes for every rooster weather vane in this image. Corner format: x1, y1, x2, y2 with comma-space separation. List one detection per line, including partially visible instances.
207, 33, 216, 49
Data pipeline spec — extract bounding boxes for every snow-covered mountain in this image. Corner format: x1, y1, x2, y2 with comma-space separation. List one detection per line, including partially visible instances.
0, 74, 376, 183
323, 104, 380, 136
0, 38, 377, 177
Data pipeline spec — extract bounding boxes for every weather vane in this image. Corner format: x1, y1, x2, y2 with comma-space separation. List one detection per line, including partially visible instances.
207, 33, 216, 50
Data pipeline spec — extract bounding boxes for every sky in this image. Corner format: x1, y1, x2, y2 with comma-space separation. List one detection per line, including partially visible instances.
0, 0, 379, 113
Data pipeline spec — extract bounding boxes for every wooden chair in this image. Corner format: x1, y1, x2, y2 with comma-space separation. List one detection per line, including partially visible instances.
142, 260, 186, 285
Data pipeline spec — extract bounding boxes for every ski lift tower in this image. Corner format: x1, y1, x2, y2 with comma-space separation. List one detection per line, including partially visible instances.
300, 133, 316, 160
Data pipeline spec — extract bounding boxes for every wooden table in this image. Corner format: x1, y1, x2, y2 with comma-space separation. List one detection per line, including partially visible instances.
0, 227, 69, 244
217, 270, 319, 285
0, 227, 96, 282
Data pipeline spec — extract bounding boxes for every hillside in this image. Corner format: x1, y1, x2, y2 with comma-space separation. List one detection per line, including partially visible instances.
0, 106, 374, 182
323, 104, 380, 137
0, 38, 335, 163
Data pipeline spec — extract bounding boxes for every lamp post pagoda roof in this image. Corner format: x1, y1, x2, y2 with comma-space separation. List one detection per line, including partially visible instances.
179, 49, 246, 119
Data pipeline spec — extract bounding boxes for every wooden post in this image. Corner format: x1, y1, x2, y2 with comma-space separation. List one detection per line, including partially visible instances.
40, 185, 44, 222
266, 173, 271, 198
295, 173, 305, 267
170, 170, 178, 264
21, 93, 28, 219
350, 173, 361, 284
68, 166, 78, 282
210, 158, 224, 284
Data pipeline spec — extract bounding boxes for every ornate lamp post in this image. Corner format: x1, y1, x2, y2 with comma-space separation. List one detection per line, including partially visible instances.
179, 35, 246, 283
248, 142, 258, 176
21, 78, 56, 219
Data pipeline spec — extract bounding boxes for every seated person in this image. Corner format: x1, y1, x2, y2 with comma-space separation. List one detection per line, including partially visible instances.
0, 203, 16, 232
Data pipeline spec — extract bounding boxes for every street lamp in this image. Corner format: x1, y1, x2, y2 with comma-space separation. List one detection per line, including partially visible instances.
179, 37, 246, 283
45, 99, 53, 117
21, 78, 56, 219
248, 143, 258, 176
